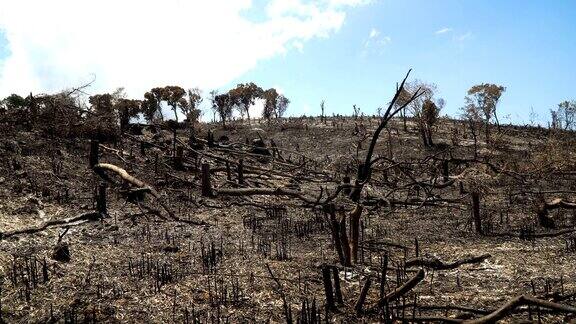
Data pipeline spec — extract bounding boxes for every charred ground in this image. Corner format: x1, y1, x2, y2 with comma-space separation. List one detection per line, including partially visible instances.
1, 109, 576, 323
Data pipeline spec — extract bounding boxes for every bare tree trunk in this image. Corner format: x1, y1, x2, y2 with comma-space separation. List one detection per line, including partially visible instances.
349, 205, 363, 264
325, 205, 346, 266
472, 191, 482, 235
339, 213, 351, 267
402, 108, 407, 131
201, 163, 212, 197
321, 265, 336, 311
89, 140, 99, 169
426, 126, 434, 146
355, 276, 372, 314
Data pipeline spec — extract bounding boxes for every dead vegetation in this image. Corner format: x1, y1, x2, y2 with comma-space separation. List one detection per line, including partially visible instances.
1, 72, 576, 323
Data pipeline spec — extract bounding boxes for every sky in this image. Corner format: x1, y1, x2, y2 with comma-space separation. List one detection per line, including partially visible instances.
0, 0, 575, 124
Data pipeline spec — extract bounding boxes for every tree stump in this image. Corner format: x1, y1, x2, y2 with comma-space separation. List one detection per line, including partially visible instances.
201, 163, 212, 197
89, 140, 99, 169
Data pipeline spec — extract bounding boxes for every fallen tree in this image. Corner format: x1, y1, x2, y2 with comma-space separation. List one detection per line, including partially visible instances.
463, 295, 576, 324
93, 163, 207, 225
0, 211, 101, 240
405, 254, 491, 270
377, 268, 425, 307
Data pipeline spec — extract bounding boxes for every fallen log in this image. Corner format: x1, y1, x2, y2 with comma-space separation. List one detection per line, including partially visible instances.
463, 295, 576, 324
405, 254, 491, 270
403, 317, 463, 323
94, 163, 207, 225
0, 211, 101, 240
215, 187, 317, 204
377, 269, 425, 307
95, 163, 172, 213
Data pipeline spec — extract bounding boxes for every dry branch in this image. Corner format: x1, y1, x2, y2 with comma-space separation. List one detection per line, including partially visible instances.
405, 254, 491, 270
0, 212, 101, 240
463, 295, 576, 324
377, 269, 425, 307
93, 163, 207, 225
215, 187, 316, 204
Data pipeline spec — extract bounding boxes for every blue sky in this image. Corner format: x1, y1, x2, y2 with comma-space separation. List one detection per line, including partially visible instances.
235, 1, 576, 123
0, 0, 575, 124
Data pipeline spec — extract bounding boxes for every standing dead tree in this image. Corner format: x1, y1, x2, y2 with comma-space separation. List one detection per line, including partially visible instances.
348, 69, 423, 203
214, 70, 423, 267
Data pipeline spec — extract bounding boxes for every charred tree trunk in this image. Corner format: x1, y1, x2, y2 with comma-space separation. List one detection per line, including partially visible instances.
201, 163, 212, 197
339, 213, 352, 267
325, 205, 346, 266
442, 160, 449, 182
472, 191, 482, 235
237, 159, 244, 185
96, 183, 107, 215
355, 276, 372, 315
89, 140, 99, 169
226, 161, 232, 181
342, 176, 351, 196
332, 266, 343, 304
321, 265, 336, 311
349, 205, 363, 264
174, 146, 184, 170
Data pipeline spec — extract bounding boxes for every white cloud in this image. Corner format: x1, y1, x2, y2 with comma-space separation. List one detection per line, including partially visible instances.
292, 40, 305, 53
0, 0, 368, 98
362, 28, 390, 56
435, 27, 452, 35
456, 32, 472, 42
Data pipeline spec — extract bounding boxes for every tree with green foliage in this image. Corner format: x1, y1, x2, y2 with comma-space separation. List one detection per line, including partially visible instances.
276, 94, 289, 118
396, 80, 441, 147
142, 90, 163, 123
262, 88, 289, 121
464, 83, 506, 141
115, 99, 142, 133
262, 88, 278, 122
229, 82, 263, 124
214, 93, 233, 127
557, 100, 576, 130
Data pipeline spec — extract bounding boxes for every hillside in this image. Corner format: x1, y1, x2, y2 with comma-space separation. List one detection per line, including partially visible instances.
1, 113, 576, 323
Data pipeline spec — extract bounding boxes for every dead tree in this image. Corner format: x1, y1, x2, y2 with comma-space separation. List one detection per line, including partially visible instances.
464, 295, 576, 324
333, 69, 423, 265
214, 70, 423, 267
89, 139, 99, 168
321, 265, 336, 311
355, 276, 372, 315
377, 269, 425, 308
93, 163, 206, 225
201, 162, 212, 197
472, 191, 482, 234
349, 69, 423, 201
